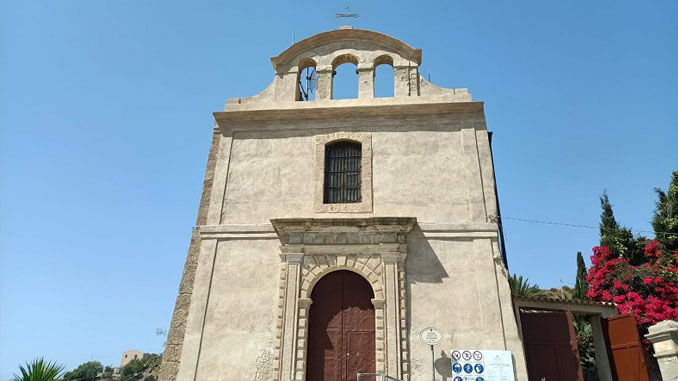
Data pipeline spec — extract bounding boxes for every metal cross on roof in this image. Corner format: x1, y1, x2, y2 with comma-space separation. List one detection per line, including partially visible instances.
336, 7, 359, 26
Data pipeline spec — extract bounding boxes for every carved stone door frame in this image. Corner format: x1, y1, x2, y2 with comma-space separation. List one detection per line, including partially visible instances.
270, 217, 416, 381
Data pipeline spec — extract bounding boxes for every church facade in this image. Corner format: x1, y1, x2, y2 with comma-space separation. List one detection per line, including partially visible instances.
160, 28, 528, 381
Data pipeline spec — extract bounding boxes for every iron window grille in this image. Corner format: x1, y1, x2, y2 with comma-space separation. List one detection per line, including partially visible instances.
323, 141, 362, 203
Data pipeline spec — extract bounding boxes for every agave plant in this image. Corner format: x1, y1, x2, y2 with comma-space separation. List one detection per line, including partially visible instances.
12, 358, 64, 381
509, 274, 543, 297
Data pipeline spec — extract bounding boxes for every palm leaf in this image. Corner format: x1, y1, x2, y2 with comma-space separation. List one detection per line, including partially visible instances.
12, 358, 65, 381
509, 274, 543, 297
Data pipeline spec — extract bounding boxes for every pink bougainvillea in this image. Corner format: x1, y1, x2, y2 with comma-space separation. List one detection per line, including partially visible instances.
586, 240, 678, 347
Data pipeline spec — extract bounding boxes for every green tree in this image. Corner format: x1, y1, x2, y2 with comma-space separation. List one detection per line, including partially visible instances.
573, 251, 588, 300
599, 192, 646, 265
63, 361, 103, 381
121, 359, 145, 380
508, 274, 542, 297
573, 317, 597, 378
541, 286, 573, 300
141, 354, 161, 376
11, 358, 64, 381
100, 366, 114, 380
653, 171, 678, 253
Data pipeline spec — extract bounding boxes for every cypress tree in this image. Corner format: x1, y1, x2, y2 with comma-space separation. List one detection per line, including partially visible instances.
599, 192, 646, 265
653, 171, 678, 253
573, 251, 588, 300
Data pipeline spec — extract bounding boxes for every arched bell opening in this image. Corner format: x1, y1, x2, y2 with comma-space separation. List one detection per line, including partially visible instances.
296, 58, 317, 101
306, 270, 376, 381
331, 54, 359, 99
374, 55, 395, 98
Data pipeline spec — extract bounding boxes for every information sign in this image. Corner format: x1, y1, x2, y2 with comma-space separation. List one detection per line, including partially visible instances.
419, 327, 443, 345
450, 349, 515, 381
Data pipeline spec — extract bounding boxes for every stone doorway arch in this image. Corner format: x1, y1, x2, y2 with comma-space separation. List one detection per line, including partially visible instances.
271, 217, 416, 381
307, 270, 375, 381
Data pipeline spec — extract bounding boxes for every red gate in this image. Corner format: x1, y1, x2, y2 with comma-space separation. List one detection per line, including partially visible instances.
520, 310, 584, 381
603, 313, 649, 381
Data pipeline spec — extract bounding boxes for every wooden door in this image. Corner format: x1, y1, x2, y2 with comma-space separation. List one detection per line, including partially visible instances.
520, 310, 584, 381
307, 270, 375, 381
603, 313, 649, 381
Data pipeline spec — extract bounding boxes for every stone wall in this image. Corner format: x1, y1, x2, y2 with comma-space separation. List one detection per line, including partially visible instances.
159, 132, 221, 381
162, 28, 528, 381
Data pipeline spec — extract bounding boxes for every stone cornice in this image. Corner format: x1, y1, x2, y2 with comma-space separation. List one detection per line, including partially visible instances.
270, 29, 422, 70
271, 217, 416, 235
418, 222, 499, 238
271, 217, 416, 251
214, 101, 484, 132
196, 221, 502, 240
198, 224, 277, 240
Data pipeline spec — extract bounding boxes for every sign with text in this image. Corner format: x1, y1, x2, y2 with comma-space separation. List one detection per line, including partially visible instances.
450, 349, 515, 381
419, 327, 443, 345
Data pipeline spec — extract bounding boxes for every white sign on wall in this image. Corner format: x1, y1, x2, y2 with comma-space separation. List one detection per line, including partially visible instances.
419, 327, 443, 345
450, 349, 515, 381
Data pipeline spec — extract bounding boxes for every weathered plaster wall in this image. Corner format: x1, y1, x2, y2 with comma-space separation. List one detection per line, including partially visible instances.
222, 132, 314, 224
163, 28, 527, 381
166, 113, 528, 380
192, 239, 280, 381
406, 234, 526, 380
219, 113, 488, 226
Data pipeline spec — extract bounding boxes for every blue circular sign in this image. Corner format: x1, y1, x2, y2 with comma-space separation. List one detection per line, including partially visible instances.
463, 363, 473, 373
476, 378, 484, 381
454, 377, 463, 381
452, 363, 462, 373
474, 364, 484, 373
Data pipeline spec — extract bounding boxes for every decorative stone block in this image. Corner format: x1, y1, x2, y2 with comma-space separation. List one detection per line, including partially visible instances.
646, 320, 678, 380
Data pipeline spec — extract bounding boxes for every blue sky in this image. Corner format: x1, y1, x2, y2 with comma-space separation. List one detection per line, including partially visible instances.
1, 0, 676, 379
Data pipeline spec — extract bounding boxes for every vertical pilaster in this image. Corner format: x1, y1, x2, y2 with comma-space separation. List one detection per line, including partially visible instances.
408, 66, 419, 96
475, 130, 498, 219
461, 128, 488, 222
372, 298, 387, 374
176, 238, 218, 381
473, 238, 506, 348
279, 251, 303, 381
357, 67, 374, 99
398, 267, 410, 379
296, 298, 313, 381
382, 252, 402, 378
206, 134, 233, 225
393, 66, 410, 97
492, 240, 529, 380
316, 67, 333, 100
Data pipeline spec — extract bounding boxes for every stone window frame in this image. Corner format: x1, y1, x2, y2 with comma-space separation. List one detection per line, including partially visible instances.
314, 131, 373, 213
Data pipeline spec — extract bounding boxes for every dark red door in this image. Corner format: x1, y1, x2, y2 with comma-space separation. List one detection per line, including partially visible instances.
307, 270, 375, 381
520, 310, 584, 381
603, 313, 649, 381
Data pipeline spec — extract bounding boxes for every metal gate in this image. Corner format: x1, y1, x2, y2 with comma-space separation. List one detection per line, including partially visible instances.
603, 313, 649, 381
520, 310, 584, 381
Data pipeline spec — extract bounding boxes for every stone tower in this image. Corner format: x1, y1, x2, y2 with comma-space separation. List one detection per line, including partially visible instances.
160, 28, 528, 381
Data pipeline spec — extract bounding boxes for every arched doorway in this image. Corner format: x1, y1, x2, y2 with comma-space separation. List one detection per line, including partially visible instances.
307, 270, 375, 381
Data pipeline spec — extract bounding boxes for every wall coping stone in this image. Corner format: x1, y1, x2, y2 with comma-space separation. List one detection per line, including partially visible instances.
215, 100, 484, 129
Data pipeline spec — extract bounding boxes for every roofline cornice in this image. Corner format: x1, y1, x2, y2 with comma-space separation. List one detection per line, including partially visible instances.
213, 101, 484, 130
270, 29, 422, 70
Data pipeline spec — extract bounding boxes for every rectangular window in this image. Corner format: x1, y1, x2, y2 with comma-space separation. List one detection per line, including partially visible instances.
324, 141, 362, 203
